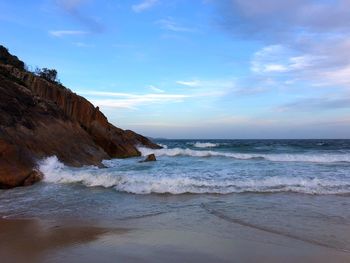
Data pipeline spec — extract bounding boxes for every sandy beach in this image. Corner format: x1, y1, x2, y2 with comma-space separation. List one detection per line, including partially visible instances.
1, 194, 350, 263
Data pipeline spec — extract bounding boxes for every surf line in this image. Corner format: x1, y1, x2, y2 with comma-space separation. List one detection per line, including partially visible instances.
200, 203, 350, 253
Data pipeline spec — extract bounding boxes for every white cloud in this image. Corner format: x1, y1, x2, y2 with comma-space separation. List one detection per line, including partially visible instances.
321, 65, 350, 86
288, 56, 314, 70
176, 78, 255, 97
49, 30, 87, 37
250, 44, 328, 82
78, 84, 231, 109
251, 45, 297, 73
263, 64, 288, 73
250, 44, 327, 74
249, 40, 350, 91
156, 18, 195, 32
176, 80, 201, 87
132, 0, 158, 13
73, 42, 94, 47
79, 91, 189, 109
148, 85, 164, 93
176, 79, 235, 91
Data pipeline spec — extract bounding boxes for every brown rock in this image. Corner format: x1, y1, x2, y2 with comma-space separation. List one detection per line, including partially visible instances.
139, 154, 157, 163
0, 139, 34, 188
0, 46, 161, 188
22, 170, 44, 186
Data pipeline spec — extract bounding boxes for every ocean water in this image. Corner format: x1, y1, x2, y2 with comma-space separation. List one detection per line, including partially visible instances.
1, 139, 350, 252
41, 139, 350, 195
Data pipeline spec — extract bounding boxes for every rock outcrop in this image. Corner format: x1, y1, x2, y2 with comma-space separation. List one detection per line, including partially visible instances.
0, 45, 160, 188
139, 154, 157, 163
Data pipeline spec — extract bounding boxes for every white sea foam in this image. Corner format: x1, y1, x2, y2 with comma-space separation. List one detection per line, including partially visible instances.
138, 147, 350, 163
39, 156, 350, 195
192, 142, 218, 148
40, 156, 120, 188
158, 143, 168, 149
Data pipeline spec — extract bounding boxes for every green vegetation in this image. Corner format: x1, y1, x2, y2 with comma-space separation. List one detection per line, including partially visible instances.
34, 67, 61, 84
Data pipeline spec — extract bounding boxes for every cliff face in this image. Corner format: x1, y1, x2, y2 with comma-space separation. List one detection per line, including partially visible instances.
0, 46, 160, 188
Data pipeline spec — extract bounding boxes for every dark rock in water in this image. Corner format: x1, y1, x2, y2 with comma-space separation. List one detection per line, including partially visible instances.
22, 170, 44, 186
140, 154, 157, 162
0, 45, 161, 188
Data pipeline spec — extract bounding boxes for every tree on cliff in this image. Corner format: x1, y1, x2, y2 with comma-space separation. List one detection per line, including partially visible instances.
35, 67, 60, 84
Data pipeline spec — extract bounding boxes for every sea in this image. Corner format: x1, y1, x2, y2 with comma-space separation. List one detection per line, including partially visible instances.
1, 139, 350, 253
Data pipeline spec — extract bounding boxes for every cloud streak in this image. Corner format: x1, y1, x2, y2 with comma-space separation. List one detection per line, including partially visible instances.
148, 85, 165, 93
132, 0, 158, 13
277, 96, 350, 112
78, 84, 232, 109
79, 91, 190, 109
49, 30, 88, 37
156, 18, 195, 32
72, 42, 94, 47
250, 45, 323, 74
176, 80, 201, 87
176, 78, 265, 97
176, 78, 267, 96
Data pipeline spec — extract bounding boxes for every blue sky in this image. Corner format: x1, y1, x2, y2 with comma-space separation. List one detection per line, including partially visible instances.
1, 0, 350, 138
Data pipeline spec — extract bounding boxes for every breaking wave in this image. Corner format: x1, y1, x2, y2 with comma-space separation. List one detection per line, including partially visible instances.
39, 156, 350, 195
138, 147, 350, 163
192, 142, 218, 148
158, 143, 168, 149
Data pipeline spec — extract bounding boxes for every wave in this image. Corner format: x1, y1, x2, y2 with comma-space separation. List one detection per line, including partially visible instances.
192, 142, 218, 148
138, 147, 350, 163
39, 156, 350, 195
40, 156, 122, 188
158, 143, 168, 149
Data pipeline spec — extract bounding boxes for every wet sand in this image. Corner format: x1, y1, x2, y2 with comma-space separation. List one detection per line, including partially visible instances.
0, 218, 130, 263
1, 210, 350, 263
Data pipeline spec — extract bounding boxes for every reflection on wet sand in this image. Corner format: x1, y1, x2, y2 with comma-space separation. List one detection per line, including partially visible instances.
0, 218, 130, 263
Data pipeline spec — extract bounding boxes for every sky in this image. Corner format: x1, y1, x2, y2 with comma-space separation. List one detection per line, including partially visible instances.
1, 0, 350, 139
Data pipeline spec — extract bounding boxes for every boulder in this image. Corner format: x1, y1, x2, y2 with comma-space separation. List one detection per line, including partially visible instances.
139, 154, 157, 163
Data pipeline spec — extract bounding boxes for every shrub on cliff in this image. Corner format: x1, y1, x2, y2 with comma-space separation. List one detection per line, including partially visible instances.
34, 67, 61, 84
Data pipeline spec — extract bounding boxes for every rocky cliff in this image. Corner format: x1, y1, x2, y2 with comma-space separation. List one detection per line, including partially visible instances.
0, 46, 160, 188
